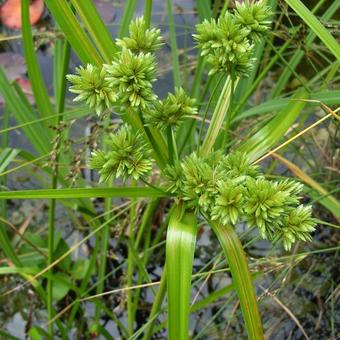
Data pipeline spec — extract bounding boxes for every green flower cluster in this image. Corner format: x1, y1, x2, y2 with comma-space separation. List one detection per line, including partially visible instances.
145, 87, 197, 130
234, 0, 273, 42
67, 16, 197, 131
104, 48, 157, 109
116, 16, 164, 53
164, 151, 315, 250
89, 124, 152, 182
67, 16, 163, 115
193, 1, 272, 78
66, 64, 117, 115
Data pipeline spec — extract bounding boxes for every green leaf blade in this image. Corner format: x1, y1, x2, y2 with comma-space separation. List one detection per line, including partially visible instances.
0, 187, 170, 200
237, 88, 308, 162
21, 0, 53, 121
166, 204, 197, 340
211, 222, 263, 340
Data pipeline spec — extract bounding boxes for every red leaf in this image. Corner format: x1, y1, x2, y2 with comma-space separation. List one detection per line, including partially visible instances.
0, 0, 44, 30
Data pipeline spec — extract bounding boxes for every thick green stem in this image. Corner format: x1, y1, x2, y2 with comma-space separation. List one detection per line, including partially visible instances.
166, 204, 197, 340
144, 0, 153, 28
128, 188, 137, 336
167, 126, 175, 165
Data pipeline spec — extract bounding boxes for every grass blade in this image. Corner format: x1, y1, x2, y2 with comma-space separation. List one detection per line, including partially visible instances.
21, 0, 53, 120
70, 0, 117, 63
272, 1, 340, 97
211, 222, 263, 340
0, 69, 50, 155
0, 187, 169, 199
0, 148, 20, 173
234, 90, 340, 122
273, 153, 340, 218
166, 204, 197, 340
44, 0, 102, 66
237, 88, 308, 162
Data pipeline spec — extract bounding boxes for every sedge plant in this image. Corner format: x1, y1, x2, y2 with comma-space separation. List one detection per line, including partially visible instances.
2, 0, 338, 338
64, 3, 316, 339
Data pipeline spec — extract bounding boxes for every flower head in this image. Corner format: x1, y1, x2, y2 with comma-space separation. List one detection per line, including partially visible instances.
244, 178, 291, 239
116, 16, 164, 53
67, 64, 117, 115
234, 0, 273, 42
145, 87, 197, 130
194, 13, 255, 79
280, 205, 316, 251
193, 18, 222, 56
163, 149, 315, 251
104, 48, 157, 109
89, 124, 152, 182
181, 153, 219, 212
223, 151, 260, 180
211, 179, 244, 225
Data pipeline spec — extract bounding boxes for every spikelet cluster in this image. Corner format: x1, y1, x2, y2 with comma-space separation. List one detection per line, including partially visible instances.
234, 0, 273, 42
89, 124, 152, 182
193, 1, 272, 78
104, 48, 157, 109
66, 64, 117, 115
164, 151, 315, 250
145, 87, 197, 130
116, 16, 164, 53
67, 17, 162, 115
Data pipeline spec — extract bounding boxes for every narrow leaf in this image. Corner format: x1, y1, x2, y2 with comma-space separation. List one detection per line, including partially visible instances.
44, 0, 102, 66
21, 0, 53, 120
166, 204, 197, 340
273, 153, 340, 218
211, 222, 263, 340
70, 0, 117, 63
0, 187, 170, 199
0, 68, 50, 155
0, 148, 20, 173
237, 88, 308, 162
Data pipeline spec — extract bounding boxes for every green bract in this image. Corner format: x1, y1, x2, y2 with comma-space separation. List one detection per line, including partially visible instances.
116, 16, 164, 53
66, 64, 117, 115
89, 124, 152, 182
